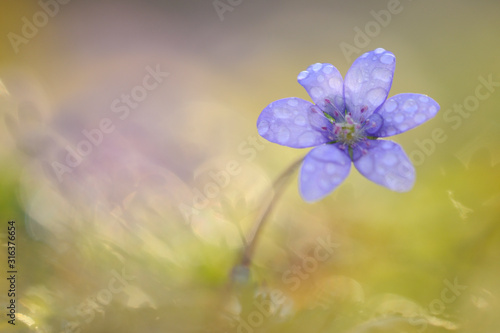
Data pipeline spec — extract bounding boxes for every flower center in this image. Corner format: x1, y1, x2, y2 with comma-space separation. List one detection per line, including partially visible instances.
320, 99, 384, 152
333, 118, 363, 146
322, 100, 384, 149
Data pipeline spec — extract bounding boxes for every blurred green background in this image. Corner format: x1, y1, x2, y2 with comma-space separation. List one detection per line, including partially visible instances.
0, 0, 499, 332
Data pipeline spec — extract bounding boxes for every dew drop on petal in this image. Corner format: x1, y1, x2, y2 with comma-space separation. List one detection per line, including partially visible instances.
384, 153, 398, 166
334, 95, 344, 110
304, 163, 315, 172
319, 179, 331, 190
277, 128, 290, 144
329, 77, 342, 89
357, 71, 369, 84
399, 124, 409, 131
298, 71, 309, 80
372, 67, 392, 82
394, 114, 404, 123
294, 115, 306, 126
275, 108, 291, 119
258, 120, 269, 135
385, 126, 396, 136
384, 99, 398, 112
325, 163, 336, 175
288, 98, 299, 107
312, 63, 322, 72
381, 141, 392, 149
357, 157, 373, 173
376, 165, 386, 174
374, 48, 385, 54
366, 88, 387, 106
311, 87, 324, 98
380, 53, 395, 64
403, 99, 418, 113
429, 106, 437, 114
419, 95, 429, 103
322, 65, 333, 74
331, 176, 342, 183
298, 132, 316, 146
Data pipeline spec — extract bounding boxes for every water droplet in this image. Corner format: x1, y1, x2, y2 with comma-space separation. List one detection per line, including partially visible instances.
384, 153, 397, 166
312, 63, 322, 72
356, 70, 369, 84
384, 99, 398, 113
257, 120, 269, 135
372, 67, 392, 82
376, 165, 386, 174
325, 163, 337, 175
311, 87, 323, 98
381, 141, 392, 149
356, 157, 373, 173
329, 77, 341, 89
275, 108, 292, 119
394, 114, 404, 123
298, 132, 316, 146
277, 128, 290, 144
319, 179, 332, 190
322, 65, 334, 74
298, 71, 309, 80
294, 115, 306, 126
366, 88, 387, 106
384, 126, 396, 136
331, 176, 342, 184
374, 48, 385, 54
334, 96, 344, 110
419, 95, 429, 103
317, 75, 325, 83
304, 163, 315, 172
403, 99, 418, 113
380, 53, 395, 65
399, 124, 409, 131
287, 98, 299, 107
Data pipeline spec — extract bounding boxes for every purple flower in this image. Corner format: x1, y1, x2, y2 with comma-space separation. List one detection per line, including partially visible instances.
257, 48, 440, 202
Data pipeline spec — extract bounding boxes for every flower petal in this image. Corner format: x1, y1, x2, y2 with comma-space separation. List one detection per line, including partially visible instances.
257, 98, 331, 148
299, 144, 351, 202
298, 63, 345, 116
353, 140, 415, 192
375, 94, 440, 137
344, 48, 396, 121
308, 105, 335, 139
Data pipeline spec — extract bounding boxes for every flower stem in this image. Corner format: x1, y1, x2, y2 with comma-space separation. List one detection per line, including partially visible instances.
214, 157, 303, 328
236, 156, 304, 272
213, 155, 301, 327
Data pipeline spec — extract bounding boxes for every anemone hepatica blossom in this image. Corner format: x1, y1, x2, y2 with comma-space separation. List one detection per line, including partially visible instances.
257, 48, 440, 202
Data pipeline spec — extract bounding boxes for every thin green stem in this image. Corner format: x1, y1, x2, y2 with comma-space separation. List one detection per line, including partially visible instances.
238, 156, 304, 269
216, 156, 303, 318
